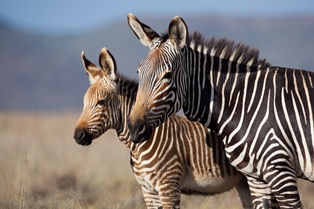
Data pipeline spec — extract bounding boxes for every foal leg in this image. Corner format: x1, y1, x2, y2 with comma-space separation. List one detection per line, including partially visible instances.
158, 180, 181, 209
141, 184, 162, 209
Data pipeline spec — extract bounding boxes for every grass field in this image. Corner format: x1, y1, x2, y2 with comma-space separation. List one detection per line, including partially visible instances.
0, 112, 313, 209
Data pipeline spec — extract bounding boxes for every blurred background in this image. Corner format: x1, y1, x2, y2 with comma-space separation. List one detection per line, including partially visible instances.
1, 0, 314, 111
0, 0, 314, 208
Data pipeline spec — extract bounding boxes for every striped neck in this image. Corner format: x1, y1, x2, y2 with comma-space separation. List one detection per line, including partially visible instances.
181, 38, 270, 130
115, 76, 138, 149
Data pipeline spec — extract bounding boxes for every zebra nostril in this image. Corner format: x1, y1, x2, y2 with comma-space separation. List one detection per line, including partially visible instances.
74, 128, 85, 141
127, 119, 133, 132
137, 123, 146, 136
128, 119, 152, 143
73, 127, 93, 146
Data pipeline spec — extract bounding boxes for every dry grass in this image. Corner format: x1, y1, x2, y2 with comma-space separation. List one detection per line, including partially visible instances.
0, 112, 313, 209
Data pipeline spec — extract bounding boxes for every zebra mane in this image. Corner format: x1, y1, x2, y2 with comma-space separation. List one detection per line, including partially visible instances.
161, 31, 270, 69
190, 32, 270, 68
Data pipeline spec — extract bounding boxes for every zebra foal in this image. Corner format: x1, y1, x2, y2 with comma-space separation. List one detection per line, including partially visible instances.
73, 47, 253, 208
127, 14, 314, 208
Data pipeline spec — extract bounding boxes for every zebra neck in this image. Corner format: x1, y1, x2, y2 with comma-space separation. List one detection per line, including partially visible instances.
181, 47, 262, 130
180, 47, 214, 127
115, 77, 138, 149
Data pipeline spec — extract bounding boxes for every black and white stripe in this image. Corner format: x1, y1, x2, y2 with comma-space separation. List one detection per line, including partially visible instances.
127, 14, 314, 209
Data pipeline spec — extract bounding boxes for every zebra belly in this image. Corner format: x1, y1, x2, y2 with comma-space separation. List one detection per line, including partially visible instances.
180, 166, 244, 195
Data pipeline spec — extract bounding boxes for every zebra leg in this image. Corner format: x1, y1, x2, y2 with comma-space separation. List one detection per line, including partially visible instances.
158, 180, 181, 209
263, 171, 302, 209
246, 175, 279, 209
234, 176, 253, 209
140, 184, 162, 208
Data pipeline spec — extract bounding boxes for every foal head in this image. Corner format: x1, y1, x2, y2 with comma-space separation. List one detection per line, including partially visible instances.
74, 48, 120, 145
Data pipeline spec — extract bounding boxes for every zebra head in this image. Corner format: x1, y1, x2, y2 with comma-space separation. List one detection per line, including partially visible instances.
74, 48, 120, 146
127, 14, 188, 143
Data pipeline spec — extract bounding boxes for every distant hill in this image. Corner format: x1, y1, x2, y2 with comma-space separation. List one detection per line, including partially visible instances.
0, 15, 313, 111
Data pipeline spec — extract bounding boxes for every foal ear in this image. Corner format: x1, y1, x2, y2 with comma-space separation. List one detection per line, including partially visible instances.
99, 47, 117, 81
128, 13, 160, 48
81, 51, 105, 84
168, 16, 188, 49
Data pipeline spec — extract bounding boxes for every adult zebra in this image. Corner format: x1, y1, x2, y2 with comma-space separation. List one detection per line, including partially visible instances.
127, 14, 314, 209
73, 48, 253, 208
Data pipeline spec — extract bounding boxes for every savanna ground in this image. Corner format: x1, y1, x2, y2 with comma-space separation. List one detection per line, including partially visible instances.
0, 112, 313, 209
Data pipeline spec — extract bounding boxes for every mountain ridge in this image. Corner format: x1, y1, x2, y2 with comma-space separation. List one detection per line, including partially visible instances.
0, 15, 313, 111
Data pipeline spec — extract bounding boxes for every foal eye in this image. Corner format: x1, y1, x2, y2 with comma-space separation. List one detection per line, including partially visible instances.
97, 99, 106, 106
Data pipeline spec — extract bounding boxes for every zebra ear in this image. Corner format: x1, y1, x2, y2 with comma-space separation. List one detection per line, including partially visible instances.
168, 16, 188, 49
128, 13, 160, 48
99, 47, 117, 81
81, 51, 105, 84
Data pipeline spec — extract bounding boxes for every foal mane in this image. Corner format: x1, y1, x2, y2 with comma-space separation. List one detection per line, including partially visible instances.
115, 72, 139, 93
188, 32, 270, 69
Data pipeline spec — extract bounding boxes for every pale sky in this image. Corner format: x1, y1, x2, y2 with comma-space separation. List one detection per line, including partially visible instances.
1, 0, 313, 34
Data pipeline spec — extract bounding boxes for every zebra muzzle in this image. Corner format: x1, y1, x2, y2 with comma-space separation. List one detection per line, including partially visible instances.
127, 119, 152, 144
73, 127, 93, 146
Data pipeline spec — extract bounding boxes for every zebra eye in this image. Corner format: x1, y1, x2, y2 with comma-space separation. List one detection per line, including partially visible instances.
97, 99, 106, 106
163, 71, 173, 80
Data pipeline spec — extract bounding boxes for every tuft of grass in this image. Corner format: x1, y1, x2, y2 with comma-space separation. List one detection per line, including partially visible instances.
0, 112, 313, 209
2, 148, 31, 209
17, 148, 30, 209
